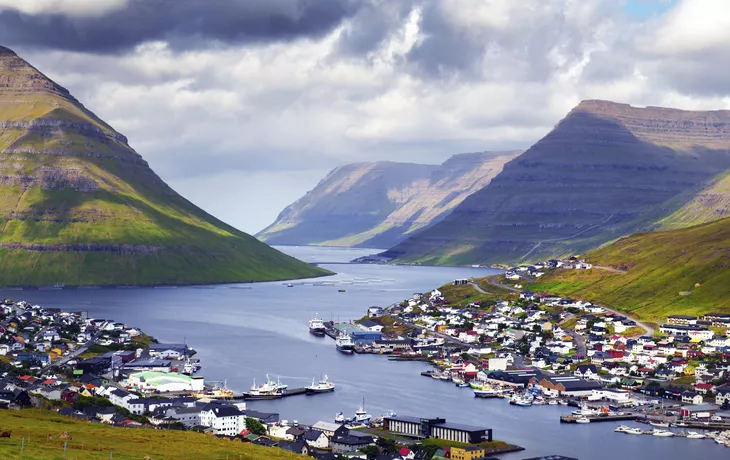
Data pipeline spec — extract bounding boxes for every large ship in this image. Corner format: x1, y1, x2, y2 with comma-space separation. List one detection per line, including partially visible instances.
307, 375, 335, 393
244, 374, 285, 400
309, 314, 326, 336
335, 332, 355, 354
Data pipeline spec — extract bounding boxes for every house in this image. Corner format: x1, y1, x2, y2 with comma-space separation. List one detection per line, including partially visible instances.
278, 440, 309, 456
330, 429, 375, 454
681, 391, 703, 405
200, 405, 246, 436
302, 429, 329, 449
679, 404, 717, 419
358, 320, 384, 333
398, 448, 415, 460
716, 386, 730, 406
532, 374, 603, 397
312, 421, 344, 437
574, 364, 598, 381
667, 315, 697, 325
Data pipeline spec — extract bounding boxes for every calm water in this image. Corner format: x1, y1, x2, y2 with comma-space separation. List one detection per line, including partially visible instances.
1, 246, 725, 460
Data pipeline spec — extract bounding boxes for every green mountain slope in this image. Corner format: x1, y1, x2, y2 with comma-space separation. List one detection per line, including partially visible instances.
0, 45, 328, 286
257, 151, 520, 248
655, 170, 730, 230
385, 100, 730, 265
528, 217, 730, 321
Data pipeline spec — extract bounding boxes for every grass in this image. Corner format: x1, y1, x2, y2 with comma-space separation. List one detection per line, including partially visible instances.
421, 438, 512, 450
0, 409, 302, 460
525, 217, 730, 321
0, 56, 330, 286
438, 282, 516, 308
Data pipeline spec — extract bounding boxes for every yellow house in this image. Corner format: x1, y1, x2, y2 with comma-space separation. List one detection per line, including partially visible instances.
451, 446, 485, 460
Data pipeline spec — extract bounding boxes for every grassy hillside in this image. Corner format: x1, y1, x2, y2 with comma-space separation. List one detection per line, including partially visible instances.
0, 409, 297, 460
0, 46, 328, 285
527, 217, 730, 321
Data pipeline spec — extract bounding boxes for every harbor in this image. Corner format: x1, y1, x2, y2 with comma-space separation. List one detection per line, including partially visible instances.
2, 245, 729, 460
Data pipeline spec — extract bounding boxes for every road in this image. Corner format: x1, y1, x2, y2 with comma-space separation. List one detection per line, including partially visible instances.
41, 332, 101, 375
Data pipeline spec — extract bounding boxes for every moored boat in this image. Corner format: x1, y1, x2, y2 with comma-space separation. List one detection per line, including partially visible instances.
686, 431, 706, 439
652, 429, 675, 437
354, 398, 371, 423
625, 427, 643, 435
336, 332, 355, 353
309, 314, 326, 336
615, 425, 630, 433
308, 375, 335, 393
575, 416, 590, 424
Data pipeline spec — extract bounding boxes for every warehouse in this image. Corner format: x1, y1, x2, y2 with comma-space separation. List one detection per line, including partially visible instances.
383, 415, 492, 444
532, 374, 603, 397
127, 371, 204, 393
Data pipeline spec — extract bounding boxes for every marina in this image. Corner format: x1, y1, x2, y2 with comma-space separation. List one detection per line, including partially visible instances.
2, 246, 728, 460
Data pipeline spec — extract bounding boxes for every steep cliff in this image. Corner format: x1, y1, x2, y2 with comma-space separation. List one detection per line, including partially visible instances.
0, 45, 328, 285
385, 100, 730, 265
257, 151, 520, 248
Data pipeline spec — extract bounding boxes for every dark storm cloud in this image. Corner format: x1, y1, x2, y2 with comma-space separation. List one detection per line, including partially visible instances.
0, 0, 364, 53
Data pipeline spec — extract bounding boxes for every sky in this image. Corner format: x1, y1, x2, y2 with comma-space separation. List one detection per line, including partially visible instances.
1, 0, 729, 234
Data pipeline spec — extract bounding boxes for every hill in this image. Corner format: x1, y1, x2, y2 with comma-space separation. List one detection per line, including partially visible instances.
527, 217, 730, 321
0, 409, 297, 459
257, 151, 520, 248
384, 100, 730, 265
0, 45, 327, 285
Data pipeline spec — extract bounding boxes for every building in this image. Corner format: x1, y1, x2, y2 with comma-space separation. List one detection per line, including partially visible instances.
372, 340, 412, 352
302, 429, 329, 449
127, 371, 204, 393
667, 315, 697, 325
679, 404, 717, 419
148, 343, 189, 359
485, 358, 507, 371
589, 389, 631, 403
383, 416, 492, 444
451, 446, 485, 460
199, 405, 246, 436
659, 325, 713, 341
167, 405, 203, 427
358, 320, 384, 333
573, 364, 598, 380
681, 391, 703, 405
121, 359, 172, 373
716, 386, 730, 406
532, 375, 603, 397
312, 421, 344, 437
331, 429, 375, 454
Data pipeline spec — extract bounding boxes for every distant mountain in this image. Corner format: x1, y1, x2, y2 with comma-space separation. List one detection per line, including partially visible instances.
385, 100, 730, 265
529, 217, 730, 320
256, 151, 521, 248
0, 45, 328, 286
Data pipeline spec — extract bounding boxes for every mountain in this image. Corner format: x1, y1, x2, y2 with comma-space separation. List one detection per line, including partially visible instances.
385, 100, 730, 265
256, 151, 521, 248
0, 45, 327, 286
528, 217, 730, 320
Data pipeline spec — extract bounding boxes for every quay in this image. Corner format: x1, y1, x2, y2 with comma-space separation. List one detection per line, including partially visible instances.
561, 414, 644, 423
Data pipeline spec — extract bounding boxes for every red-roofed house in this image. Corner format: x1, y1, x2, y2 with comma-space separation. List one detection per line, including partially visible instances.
400, 448, 415, 460
694, 383, 714, 395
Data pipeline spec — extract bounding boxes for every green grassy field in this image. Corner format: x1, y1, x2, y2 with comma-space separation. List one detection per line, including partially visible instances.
0, 409, 301, 460
527, 217, 730, 321
438, 281, 517, 308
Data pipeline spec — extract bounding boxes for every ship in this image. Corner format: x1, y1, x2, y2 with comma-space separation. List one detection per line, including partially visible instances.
309, 314, 326, 336
354, 398, 372, 423
244, 374, 285, 400
307, 375, 335, 393
336, 332, 355, 354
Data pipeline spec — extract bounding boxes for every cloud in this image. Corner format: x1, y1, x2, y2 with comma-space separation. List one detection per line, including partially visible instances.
0, 0, 363, 53
3, 0, 730, 234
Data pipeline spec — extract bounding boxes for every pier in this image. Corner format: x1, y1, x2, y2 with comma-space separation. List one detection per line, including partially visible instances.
561, 414, 644, 423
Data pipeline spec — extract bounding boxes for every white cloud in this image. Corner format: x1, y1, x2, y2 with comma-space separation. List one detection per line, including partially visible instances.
10, 0, 730, 233
0, 0, 128, 17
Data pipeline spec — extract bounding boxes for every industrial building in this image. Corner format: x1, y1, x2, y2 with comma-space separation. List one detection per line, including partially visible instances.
127, 371, 204, 393
383, 415, 492, 444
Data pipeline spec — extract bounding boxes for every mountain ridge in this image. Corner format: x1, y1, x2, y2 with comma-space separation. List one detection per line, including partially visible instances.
0, 45, 328, 285
384, 99, 730, 265
257, 150, 521, 248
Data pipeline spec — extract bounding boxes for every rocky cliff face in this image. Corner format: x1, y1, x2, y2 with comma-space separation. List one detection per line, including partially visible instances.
0, 45, 326, 285
385, 100, 730, 265
256, 151, 520, 248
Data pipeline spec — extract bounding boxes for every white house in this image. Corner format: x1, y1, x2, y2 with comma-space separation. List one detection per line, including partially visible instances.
303, 429, 329, 449
200, 406, 246, 436
589, 389, 631, 403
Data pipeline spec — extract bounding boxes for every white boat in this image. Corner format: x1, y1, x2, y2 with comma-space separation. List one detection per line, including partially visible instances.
548, 399, 558, 405
572, 403, 599, 416
335, 412, 352, 424
336, 332, 355, 353
474, 387, 501, 398
309, 314, 326, 336
625, 427, 643, 435
686, 431, 706, 439
308, 375, 335, 393
575, 416, 591, 424
557, 400, 568, 406
649, 421, 670, 428
245, 375, 284, 399
354, 398, 371, 423
614, 425, 630, 433
652, 429, 675, 437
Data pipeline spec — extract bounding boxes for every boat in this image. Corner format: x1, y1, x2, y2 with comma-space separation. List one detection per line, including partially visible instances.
335, 332, 355, 353
245, 375, 284, 400
649, 421, 670, 428
686, 431, 706, 439
625, 427, 643, 435
193, 381, 234, 399
452, 377, 465, 386
474, 387, 501, 398
335, 412, 352, 424
286, 283, 294, 287
614, 425, 630, 433
431, 370, 445, 380
457, 382, 470, 388
338, 289, 346, 292
308, 314, 326, 336
572, 403, 599, 416
557, 400, 568, 406
575, 416, 591, 424
354, 398, 371, 423
307, 375, 335, 393
510, 394, 534, 407
652, 429, 675, 437
274, 376, 288, 391
548, 399, 558, 405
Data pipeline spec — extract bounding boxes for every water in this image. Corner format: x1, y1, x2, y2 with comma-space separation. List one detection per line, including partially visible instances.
1, 246, 725, 459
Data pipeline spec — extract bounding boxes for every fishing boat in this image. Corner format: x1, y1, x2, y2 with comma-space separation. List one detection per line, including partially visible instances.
452, 377, 465, 386
510, 394, 534, 407
308, 314, 326, 336
649, 420, 670, 428
307, 375, 335, 393
336, 332, 355, 353
286, 283, 294, 287
354, 398, 371, 423
245, 375, 284, 400
572, 403, 599, 416
457, 382, 470, 388
575, 416, 591, 424
474, 387, 501, 398
557, 400, 568, 406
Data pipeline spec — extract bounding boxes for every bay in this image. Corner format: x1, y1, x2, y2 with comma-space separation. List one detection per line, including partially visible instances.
1, 246, 725, 459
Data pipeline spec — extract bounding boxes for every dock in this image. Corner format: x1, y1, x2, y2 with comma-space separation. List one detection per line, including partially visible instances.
240, 387, 330, 400
560, 414, 643, 423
